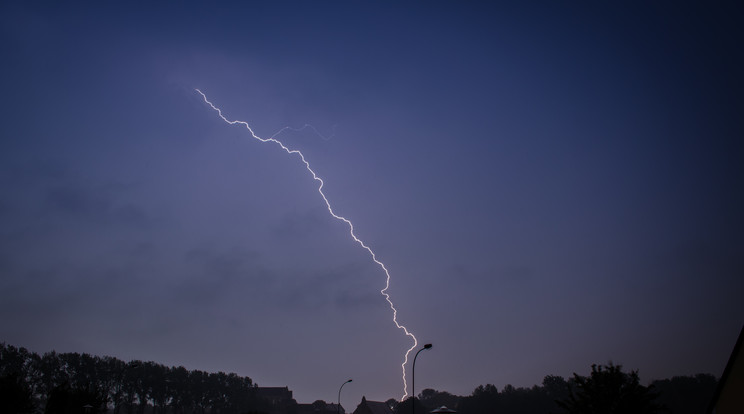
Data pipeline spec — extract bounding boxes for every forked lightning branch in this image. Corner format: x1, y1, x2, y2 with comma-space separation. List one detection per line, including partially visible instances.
196, 89, 419, 400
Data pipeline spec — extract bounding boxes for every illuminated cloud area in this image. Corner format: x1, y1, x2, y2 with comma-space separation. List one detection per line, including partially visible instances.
0, 2, 741, 405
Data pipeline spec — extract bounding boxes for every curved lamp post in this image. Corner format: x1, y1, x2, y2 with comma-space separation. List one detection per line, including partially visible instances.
338, 379, 352, 414
412, 344, 432, 414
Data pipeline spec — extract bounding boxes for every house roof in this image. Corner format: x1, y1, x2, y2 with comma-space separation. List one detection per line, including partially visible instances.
355, 397, 393, 414
708, 324, 744, 414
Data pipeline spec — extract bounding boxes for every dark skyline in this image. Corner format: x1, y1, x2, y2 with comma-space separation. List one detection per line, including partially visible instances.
1, 1, 742, 404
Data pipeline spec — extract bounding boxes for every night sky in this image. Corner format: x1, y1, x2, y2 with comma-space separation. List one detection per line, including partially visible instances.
1, 1, 742, 406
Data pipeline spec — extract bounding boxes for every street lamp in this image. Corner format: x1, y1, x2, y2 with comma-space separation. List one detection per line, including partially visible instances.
412, 344, 432, 414
338, 379, 352, 414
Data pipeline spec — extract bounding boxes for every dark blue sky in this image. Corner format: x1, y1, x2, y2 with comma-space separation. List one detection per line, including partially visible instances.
1, 1, 742, 405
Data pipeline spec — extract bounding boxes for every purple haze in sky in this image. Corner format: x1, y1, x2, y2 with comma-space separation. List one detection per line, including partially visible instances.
0, 1, 742, 405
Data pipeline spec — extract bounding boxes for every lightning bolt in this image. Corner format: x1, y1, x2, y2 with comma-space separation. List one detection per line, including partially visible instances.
196, 89, 418, 400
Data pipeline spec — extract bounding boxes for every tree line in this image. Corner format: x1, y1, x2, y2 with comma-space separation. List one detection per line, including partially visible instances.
0, 343, 271, 414
387, 363, 717, 414
1, 342, 718, 414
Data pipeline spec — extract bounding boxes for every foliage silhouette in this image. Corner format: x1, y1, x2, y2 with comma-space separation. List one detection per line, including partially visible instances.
385, 398, 398, 412
417, 388, 459, 412
0, 342, 719, 414
557, 363, 661, 414
0, 373, 36, 414
651, 374, 717, 414
457, 379, 569, 414
0, 342, 269, 414
45, 383, 107, 414
392, 397, 427, 414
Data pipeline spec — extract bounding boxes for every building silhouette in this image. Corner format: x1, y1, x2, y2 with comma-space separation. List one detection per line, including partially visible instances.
352, 396, 394, 414
257, 386, 297, 414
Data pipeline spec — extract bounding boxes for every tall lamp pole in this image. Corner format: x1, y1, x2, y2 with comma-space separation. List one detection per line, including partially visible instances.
338, 379, 352, 414
412, 344, 432, 414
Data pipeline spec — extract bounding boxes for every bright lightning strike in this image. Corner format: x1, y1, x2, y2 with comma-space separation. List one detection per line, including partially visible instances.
196, 89, 418, 400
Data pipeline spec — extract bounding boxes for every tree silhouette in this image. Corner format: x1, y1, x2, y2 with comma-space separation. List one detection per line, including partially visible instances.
167, 366, 193, 414
0, 373, 36, 414
457, 381, 568, 414
651, 374, 717, 414
392, 397, 427, 414
0, 342, 720, 414
385, 398, 399, 412
557, 363, 661, 414
45, 383, 107, 414
417, 388, 460, 411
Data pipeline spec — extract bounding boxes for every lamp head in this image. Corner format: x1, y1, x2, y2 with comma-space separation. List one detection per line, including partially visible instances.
424, 344, 432, 349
